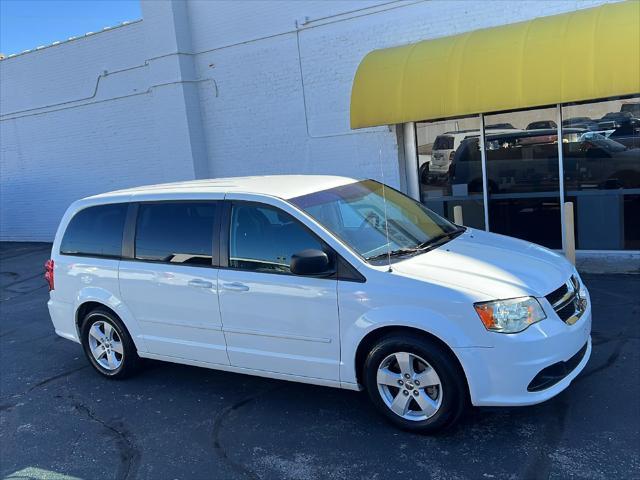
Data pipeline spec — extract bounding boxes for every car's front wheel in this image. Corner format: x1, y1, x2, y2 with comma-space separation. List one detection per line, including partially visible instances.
363, 334, 467, 433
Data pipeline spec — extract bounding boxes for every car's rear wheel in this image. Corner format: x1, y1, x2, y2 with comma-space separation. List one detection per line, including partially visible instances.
80, 307, 139, 379
363, 334, 467, 433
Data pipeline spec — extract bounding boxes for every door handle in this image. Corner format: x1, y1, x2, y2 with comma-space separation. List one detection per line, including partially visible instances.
188, 279, 214, 289
222, 282, 250, 292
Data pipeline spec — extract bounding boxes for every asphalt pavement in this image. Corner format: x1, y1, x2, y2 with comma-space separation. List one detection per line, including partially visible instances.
1, 242, 639, 480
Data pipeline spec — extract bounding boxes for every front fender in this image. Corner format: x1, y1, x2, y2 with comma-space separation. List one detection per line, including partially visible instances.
75, 287, 148, 352
340, 305, 480, 385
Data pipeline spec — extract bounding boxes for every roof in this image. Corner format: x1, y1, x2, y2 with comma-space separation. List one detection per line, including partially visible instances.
89, 175, 358, 201
350, 0, 640, 128
2, 19, 142, 60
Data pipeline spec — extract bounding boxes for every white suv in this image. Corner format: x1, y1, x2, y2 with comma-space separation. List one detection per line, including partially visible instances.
46, 176, 591, 433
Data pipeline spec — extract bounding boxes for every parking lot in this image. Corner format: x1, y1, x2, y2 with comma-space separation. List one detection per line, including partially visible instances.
1, 242, 638, 480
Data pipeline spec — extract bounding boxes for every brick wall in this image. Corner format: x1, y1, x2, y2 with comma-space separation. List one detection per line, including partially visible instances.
0, 0, 614, 240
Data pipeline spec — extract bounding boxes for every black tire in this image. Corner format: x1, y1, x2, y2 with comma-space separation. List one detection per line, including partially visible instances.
80, 307, 140, 379
419, 163, 430, 185
363, 334, 468, 434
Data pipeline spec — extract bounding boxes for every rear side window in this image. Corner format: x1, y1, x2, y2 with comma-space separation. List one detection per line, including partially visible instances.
60, 204, 128, 257
433, 136, 454, 150
135, 202, 217, 266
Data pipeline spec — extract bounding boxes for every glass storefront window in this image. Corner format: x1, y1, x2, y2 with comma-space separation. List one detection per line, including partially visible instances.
416, 116, 486, 229
483, 107, 562, 248
414, 97, 640, 251
562, 96, 640, 250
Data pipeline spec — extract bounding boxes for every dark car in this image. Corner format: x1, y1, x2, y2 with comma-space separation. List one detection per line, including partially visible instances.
598, 111, 640, 147
562, 117, 600, 131
526, 120, 557, 130
485, 123, 516, 130
449, 129, 640, 193
620, 102, 640, 117
599, 111, 633, 129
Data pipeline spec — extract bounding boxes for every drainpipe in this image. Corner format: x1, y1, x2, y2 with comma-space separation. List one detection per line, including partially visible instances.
403, 122, 420, 201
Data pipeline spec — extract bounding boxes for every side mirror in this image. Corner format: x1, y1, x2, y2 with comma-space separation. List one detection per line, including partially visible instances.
290, 249, 332, 276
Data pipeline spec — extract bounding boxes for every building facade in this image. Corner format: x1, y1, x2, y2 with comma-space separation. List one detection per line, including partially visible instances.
1, 0, 638, 261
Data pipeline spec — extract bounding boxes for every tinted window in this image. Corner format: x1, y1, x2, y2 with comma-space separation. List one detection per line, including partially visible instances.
433, 136, 453, 150
620, 103, 640, 116
135, 202, 216, 265
229, 203, 324, 273
61, 204, 127, 257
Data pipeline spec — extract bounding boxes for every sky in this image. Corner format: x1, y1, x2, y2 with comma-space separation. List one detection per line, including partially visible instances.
1, 0, 141, 56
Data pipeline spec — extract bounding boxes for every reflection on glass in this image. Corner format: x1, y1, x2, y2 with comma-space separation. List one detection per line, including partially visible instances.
135, 203, 216, 265
60, 204, 127, 257
416, 116, 485, 229
562, 96, 640, 249
414, 96, 640, 251
483, 107, 562, 249
229, 204, 324, 273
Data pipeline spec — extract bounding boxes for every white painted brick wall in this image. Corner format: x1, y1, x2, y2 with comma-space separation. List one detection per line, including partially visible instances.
0, 0, 615, 241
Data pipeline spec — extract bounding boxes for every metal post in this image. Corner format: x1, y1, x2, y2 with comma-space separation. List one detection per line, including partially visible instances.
564, 202, 576, 265
403, 122, 420, 201
479, 114, 490, 231
453, 205, 464, 225
556, 104, 567, 252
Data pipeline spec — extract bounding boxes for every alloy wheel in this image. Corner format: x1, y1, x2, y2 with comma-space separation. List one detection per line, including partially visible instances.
376, 351, 443, 421
87, 319, 124, 371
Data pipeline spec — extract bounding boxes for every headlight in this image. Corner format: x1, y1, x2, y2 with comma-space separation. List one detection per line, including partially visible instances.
474, 297, 546, 333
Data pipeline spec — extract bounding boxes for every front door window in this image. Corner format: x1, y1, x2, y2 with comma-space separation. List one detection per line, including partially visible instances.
229, 203, 326, 273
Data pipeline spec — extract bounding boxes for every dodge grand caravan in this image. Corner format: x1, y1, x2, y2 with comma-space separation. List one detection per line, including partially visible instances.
47, 176, 591, 432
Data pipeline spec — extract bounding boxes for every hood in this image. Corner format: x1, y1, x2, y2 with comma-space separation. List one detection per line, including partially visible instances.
392, 228, 573, 300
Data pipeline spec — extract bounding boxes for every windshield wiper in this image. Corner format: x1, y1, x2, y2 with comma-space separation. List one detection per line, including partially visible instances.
415, 227, 466, 250
366, 227, 466, 262
366, 247, 422, 262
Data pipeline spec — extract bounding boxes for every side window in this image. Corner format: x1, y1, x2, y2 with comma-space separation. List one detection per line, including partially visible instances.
229, 203, 325, 273
135, 202, 217, 266
60, 203, 127, 257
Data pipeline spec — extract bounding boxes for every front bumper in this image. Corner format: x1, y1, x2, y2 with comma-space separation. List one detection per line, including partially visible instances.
426, 171, 449, 181
454, 303, 592, 407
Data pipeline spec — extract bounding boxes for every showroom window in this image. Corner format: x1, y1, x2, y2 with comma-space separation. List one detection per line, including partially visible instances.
417, 116, 486, 230
561, 97, 640, 250
483, 106, 562, 248
415, 95, 640, 251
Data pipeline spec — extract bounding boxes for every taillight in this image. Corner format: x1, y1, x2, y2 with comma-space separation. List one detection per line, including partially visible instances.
45, 259, 54, 291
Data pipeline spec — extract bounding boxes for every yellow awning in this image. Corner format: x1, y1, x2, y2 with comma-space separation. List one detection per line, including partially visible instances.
350, 1, 640, 128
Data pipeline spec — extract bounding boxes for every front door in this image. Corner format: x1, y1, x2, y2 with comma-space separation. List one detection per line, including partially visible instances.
119, 201, 229, 365
217, 201, 340, 381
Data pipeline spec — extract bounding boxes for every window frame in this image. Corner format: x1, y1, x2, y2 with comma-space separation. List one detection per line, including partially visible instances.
219, 200, 365, 282
59, 202, 129, 260
122, 200, 221, 268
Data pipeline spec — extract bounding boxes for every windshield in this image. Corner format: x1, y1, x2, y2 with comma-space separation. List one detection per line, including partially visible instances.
290, 180, 462, 262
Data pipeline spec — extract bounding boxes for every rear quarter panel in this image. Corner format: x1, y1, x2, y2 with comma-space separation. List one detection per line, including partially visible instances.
49, 194, 146, 350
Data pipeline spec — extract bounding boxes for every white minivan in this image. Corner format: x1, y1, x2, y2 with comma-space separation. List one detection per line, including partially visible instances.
46, 176, 591, 432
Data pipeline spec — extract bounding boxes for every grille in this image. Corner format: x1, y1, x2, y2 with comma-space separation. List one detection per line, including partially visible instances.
545, 275, 586, 324
546, 283, 569, 308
